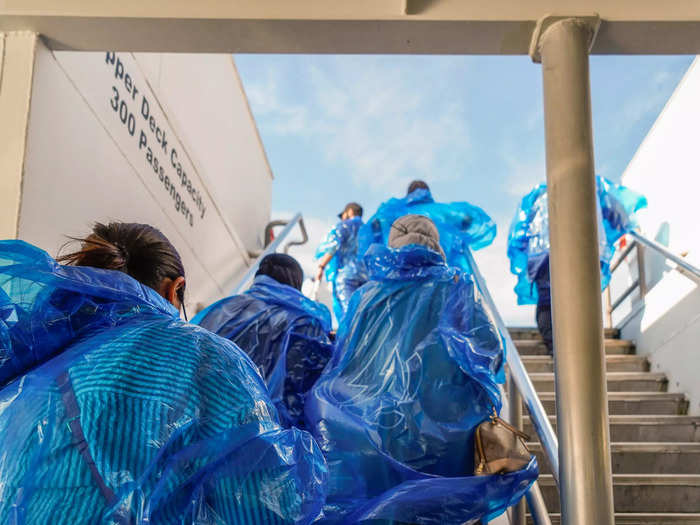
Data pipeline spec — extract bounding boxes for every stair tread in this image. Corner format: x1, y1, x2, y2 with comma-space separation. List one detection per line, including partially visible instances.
509, 326, 620, 338
536, 391, 685, 400
523, 414, 700, 424
527, 513, 700, 524
514, 338, 633, 347
520, 354, 646, 362
528, 371, 666, 380
528, 441, 700, 452
538, 473, 700, 485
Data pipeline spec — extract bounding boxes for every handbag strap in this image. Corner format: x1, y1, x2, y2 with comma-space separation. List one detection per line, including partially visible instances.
57, 372, 132, 525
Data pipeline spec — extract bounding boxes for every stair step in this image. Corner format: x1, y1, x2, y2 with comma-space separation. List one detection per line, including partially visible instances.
514, 338, 635, 356
521, 354, 649, 373
523, 415, 700, 442
532, 392, 689, 416
527, 513, 700, 524
538, 474, 700, 512
529, 442, 700, 474
509, 326, 620, 340
529, 372, 668, 393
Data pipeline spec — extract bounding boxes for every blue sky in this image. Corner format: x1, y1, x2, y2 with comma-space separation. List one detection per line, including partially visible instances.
235, 54, 693, 324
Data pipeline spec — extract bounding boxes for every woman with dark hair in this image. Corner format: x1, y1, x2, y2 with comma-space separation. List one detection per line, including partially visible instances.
195, 253, 332, 429
0, 223, 327, 525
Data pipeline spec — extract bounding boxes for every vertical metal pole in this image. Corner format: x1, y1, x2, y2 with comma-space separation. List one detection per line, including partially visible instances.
508, 373, 526, 525
636, 243, 647, 299
525, 482, 553, 525
534, 17, 615, 525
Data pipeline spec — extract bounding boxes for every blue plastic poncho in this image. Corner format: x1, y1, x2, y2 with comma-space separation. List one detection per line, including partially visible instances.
358, 188, 497, 274
315, 216, 368, 321
195, 275, 333, 429
0, 240, 327, 525
305, 244, 537, 524
507, 176, 648, 305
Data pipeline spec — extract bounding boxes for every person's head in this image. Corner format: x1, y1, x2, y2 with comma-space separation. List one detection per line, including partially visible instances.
407, 180, 430, 196
388, 214, 445, 259
58, 222, 187, 312
256, 253, 304, 291
338, 202, 363, 221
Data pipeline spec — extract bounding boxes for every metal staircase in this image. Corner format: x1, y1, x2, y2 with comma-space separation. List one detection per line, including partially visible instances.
513, 327, 700, 524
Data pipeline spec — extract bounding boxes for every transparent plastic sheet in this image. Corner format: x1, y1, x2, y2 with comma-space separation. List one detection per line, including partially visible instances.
357, 188, 497, 274
507, 177, 648, 304
195, 275, 333, 429
0, 241, 327, 525
305, 244, 537, 524
315, 217, 368, 320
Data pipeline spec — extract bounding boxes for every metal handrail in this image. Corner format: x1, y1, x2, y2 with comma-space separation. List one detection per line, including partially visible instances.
466, 250, 556, 525
191, 213, 308, 324
629, 230, 700, 278
606, 230, 700, 325
232, 213, 307, 295
263, 217, 309, 253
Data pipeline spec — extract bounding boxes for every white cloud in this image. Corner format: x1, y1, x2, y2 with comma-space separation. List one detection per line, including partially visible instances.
501, 151, 545, 198
243, 58, 471, 193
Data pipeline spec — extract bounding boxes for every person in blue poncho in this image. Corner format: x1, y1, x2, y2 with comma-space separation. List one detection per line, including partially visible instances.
195, 253, 333, 428
306, 215, 538, 525
358, 180, 497, 273
315, 202, 368, 321
507, 176, 647, 354
0, 222, 327, 525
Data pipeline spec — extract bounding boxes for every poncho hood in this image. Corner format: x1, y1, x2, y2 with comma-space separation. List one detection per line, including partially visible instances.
358, 189, 497, 273
405, 187, 435, 205
0, 240, 178, 387
247, 275, 332, 332
364, 243, 449, 282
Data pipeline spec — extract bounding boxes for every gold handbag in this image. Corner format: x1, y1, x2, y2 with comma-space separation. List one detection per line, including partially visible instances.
474, 410, 533, 475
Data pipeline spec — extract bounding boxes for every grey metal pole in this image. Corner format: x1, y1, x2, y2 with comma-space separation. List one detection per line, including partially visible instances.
532, 17, 615, 525
508, 373, 526, 525
525, 482, 553, 525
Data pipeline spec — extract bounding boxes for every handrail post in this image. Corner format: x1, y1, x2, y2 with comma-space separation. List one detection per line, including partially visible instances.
532, 15, 615, 525
630, 230, 700, 279
526, 483, 553, 525
508, 372, 526, 525
636, 242, 647, 299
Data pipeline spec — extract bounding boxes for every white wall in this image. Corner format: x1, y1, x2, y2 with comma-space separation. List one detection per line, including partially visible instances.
132, 53, 273, 251
16, 41, 272, 312
619, 57, 700, 415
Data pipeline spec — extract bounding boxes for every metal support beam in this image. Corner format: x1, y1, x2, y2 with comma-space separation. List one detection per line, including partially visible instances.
508, 373, 526, 525
533, 16, 615, 525
0, 31, 38, 239
4, 2, 700, 53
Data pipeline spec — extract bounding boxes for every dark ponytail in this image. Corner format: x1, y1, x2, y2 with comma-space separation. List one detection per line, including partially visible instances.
59, 222, 186, 303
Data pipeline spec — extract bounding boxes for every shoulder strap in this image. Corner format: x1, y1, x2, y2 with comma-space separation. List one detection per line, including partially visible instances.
57, 372, 132, 524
